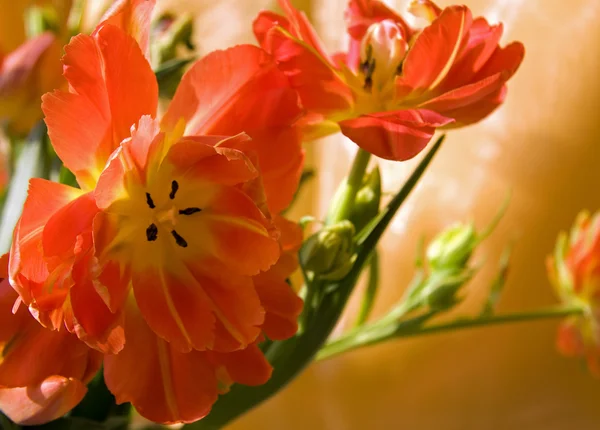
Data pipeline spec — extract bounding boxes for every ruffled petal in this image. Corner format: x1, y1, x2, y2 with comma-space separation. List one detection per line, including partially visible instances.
210, 343, 272, 386
162, 45, 305, 212
438, 86, 506, 127
473, 41, 525, 82
401, 6, 472, 93
43, 24, 157, 190
9, 179, 88, 324
131, 263, 217, 352
167, 135, 259, 187
104, 298, 219, 424
339, 109, 453, 161
260, 26, 354, 116
68, 253, 125, 354
441, 17, 504, 89
418, 72, 505, 114
254, 216, 303, 340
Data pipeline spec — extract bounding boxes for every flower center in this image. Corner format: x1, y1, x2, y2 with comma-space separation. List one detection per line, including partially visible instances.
359, 20, 408, 94
143, 180, 202, 248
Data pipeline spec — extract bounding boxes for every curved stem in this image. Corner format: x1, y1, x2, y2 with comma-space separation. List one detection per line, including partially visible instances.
317, 305, 584, 361
328, 148, 371, 224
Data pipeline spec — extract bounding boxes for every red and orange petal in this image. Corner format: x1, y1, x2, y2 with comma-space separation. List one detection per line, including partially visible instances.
254, 216, 303, 340
43, 23, 157, 190
556, 318, 600, 377
399, 6, 472, 94
339, 109, 453, 161
97, 0, 156, 57
9, 179, 89, 321
162, 44, 305, 213
256, 24, 354, 117
0, 279, 102, 425
105, 296, 275, 424
104, 298, 219, 424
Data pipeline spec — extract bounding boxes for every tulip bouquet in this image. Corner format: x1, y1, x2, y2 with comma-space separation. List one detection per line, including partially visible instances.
0, 0, 595, 428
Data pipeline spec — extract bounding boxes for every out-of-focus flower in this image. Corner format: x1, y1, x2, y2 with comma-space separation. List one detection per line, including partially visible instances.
8, 0, 304, 423
548, 211, 600, 375
254, 0, 524, 161
0, 254, 102, 425
0, 0, 71, 135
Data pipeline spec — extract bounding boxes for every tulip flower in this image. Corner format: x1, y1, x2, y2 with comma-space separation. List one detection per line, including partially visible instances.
0, 0, 71, 135
254, 0, 524, 161
8, 0, 303, 423
548, 211, 600, 375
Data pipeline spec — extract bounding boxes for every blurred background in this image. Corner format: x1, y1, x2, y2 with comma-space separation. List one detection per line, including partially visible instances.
103, 0, 600, 428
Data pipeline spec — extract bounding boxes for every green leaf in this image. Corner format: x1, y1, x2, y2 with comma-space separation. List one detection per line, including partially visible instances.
0, 412, 20, 430
184, 136, 445, 430
30, 416, 128, 430
480, 243, 513, 316
70, 368, 130, 423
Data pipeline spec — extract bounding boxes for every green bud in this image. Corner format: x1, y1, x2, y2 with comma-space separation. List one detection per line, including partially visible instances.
426, 222, 477, 270
300, 221, 356, 280
349, 167, 381, 232
420, 269, 473, 311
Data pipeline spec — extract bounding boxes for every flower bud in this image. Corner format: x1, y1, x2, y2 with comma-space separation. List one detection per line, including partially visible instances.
349, 167, 381, 233
300, 221, 356, 280
548, 211, 600, 374
360, 20, 408, 90
426, 222, 477, 271
421, 270, 473, 311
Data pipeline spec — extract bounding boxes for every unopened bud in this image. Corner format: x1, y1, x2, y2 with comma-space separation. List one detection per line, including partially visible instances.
421, 270, 473, 310
300, 221, 356, 280
360, 20, 408, 89
427, 223, 477, 270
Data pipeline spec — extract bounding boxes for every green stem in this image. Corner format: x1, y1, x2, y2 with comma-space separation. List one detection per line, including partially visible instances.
354, 250, 380, 327
328, 148, 371, 224
318, 305, 584, 361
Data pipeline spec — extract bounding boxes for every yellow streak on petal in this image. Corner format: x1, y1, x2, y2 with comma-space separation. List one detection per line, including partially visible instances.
202, 214, 271, 238
156, 337, 180, 420
429, 10, 466, 90
158, 268, 193, 348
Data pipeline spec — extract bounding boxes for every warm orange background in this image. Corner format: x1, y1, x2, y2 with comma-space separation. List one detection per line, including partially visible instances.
158, 0, 600, 428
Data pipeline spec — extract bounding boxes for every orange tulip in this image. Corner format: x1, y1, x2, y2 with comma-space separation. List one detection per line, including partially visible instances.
548, 211, 600, 376
0, 0, 71, 135
0, 254, 102, 425
254, 0, 524, 161
7, 0, 304, 423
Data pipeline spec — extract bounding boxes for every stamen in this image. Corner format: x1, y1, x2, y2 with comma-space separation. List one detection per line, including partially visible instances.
171, 230, 188, 248
146, 223, 158, 241
363, 60, 375, 91
396, 62, 403, 75
146, 192, 156, 209
169, 180, 179, 199
179, 207, 202, 215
